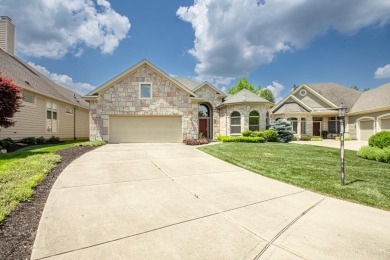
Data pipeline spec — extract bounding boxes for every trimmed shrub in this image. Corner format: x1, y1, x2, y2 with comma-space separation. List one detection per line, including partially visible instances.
242, 130, 252, 137
21, 137, 37, 145
0, 137, 15, 148
335, 136, 351, 141
36, 136, 46, 144
357, 146, 383, 161
251, 131, 264, 138
48, 136, 60, 143
264, 129, 278, 142
292, 135, 298, 141
311, 136, 323, 141
300, 135, 310, 141
269, 119, 293, 143
368, 131, 390, 149
220, 136, 265, 143
376, 147, 390, 163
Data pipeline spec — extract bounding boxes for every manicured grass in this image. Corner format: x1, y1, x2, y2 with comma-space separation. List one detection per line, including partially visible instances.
199, 143, 390, 210
0, 140, 105, 222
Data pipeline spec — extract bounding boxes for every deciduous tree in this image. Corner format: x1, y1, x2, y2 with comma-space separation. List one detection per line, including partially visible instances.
0, 74, 22, 128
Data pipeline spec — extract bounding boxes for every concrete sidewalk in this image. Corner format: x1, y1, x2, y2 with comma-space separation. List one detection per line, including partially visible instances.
32, 144, 390, 259
292, 139, 368, 151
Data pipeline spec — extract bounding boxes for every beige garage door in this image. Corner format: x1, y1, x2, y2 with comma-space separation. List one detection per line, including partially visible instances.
359, 120, 374, 141
381, 118, 390, 131
109, 116, 182, 143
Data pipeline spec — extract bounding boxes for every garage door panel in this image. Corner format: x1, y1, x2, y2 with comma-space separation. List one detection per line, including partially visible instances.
359, 120, 374, 141
110, 116, 182, 143
381, 118, 390, 131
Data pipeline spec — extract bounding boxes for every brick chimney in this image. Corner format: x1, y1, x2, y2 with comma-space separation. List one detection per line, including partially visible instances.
0, 16, 15, 55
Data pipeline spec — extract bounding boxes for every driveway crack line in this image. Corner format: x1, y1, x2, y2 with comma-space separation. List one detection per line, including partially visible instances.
253, 197, 326, 260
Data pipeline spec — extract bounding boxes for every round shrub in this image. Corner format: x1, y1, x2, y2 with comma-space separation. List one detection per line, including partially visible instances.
21, 137, 37, 145
377, 147, 390, 163
0, 137, 15, 148
357, 146, 383, 161
251, 131, 264, 138
264, 129, 278, 142
368, 131, 390, 149
242, 130, 252, 137
300, 135, 310, 141
36, 136, 46, 144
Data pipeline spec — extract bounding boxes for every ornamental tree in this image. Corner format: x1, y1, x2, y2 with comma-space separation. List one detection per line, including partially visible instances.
0, 74, 22, 128
269, 119, 293, 143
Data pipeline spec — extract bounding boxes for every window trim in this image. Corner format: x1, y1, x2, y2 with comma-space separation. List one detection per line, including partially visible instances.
230, 111, 241, 135
287, 117, 298, 134
65, 106, 74, 115
22, 91, 35, 105
139, 82, 153, 99
299, 89, 307, 96
46, 101, 58, 133
249, 110, 260, 131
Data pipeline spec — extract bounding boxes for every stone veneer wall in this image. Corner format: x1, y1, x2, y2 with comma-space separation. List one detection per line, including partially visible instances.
220, 104, 269, 136
89, 65, 198, 141
194, 86, 224, 139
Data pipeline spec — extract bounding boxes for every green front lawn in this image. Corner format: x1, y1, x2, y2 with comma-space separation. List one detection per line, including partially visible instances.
0, 140, 103, 222
199, 143, 390, 210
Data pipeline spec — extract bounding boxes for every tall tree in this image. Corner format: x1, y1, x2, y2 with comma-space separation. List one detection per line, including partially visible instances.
227, 77, 256, 95
257, 88, 275, 103
0, 75, 22, 128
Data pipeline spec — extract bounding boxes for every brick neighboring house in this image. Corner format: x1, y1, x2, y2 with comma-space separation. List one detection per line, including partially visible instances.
0, 48, 89, 141
83, 60, 273, 143
270, 82, 390, 140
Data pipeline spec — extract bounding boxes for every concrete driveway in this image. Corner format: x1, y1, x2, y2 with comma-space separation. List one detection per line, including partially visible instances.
32, 144, 390, 259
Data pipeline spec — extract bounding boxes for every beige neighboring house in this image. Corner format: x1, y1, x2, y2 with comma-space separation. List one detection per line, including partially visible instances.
0, 48, 89, 140
83, 59, 273, 143
270, 82, 390, 140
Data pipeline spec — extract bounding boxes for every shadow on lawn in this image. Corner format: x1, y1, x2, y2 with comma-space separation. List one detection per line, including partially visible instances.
345, 179, 366, 186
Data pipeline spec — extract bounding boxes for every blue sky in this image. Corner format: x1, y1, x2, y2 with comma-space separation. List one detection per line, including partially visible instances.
1, 0, 390, 101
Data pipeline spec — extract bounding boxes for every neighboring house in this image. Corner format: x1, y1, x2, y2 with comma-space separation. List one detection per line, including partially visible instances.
83, 59, 273, 143
0, 48, 89, 140
270, 82, 390, 140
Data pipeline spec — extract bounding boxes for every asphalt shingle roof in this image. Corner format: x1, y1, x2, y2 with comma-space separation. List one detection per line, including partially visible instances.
0, 49, 88, 108
349, 83, 390, 113
174, 77, 200, 90
222, 89, 271, 105
305, 83, 361, 111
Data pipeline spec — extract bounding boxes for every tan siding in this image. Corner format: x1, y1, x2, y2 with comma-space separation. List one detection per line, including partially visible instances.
0, 92, 89, 141
293, 87, 333, 109
76, 108, 89, 139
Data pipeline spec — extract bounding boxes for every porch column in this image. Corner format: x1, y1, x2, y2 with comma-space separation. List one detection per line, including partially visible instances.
297, 116, 302, 139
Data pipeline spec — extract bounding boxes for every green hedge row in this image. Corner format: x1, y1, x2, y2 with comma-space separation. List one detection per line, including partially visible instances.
357, 146, 390, 164
217, 136, 265, 143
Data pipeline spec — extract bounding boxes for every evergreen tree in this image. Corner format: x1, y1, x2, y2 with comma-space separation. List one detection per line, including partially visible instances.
269, 119, 293, 143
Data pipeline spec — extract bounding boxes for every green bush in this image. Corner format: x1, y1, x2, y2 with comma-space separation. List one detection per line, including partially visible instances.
251, 131, 264, 138
376, 147, 390, 163
48, 136, 60, 143
0, 138, 15, 148
311, 136, 323, 141
292, 135, 298, 141
300, 135, 310, 141
357, 146, 382, 160
368, 131, 390, 149
269, 119, 293, 143
79, 140, 107, 147
36, 136, 46, 144
21, 137, 37, 145
264, 129, 278, 142
220, 136, 265, 143
242, 130, 252, 137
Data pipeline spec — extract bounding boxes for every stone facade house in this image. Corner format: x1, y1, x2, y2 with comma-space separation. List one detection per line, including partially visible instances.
270, 82, 390, 140
83, 60, 273, 143
0, 49, 89, 141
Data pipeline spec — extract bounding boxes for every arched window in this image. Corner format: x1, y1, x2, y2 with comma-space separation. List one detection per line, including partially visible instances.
230, 111, 241, 134
198, 104, 209, 117
249, 111, 260, 131
301, 118, 306, 134
287, 117, 298, 134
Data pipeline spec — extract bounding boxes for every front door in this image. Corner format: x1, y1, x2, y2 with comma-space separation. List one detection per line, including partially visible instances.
313, 122, 321, 136
199, 119, 208, 138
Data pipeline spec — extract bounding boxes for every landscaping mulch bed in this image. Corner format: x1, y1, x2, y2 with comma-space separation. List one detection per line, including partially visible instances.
0, 145, 97, 260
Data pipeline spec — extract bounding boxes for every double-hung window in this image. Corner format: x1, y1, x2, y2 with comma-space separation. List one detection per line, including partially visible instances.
46, 102, 58, 132
230, 111, 241, 134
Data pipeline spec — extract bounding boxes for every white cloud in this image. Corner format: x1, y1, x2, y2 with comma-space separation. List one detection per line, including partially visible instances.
0, 0, 130, 58
177, 0, 390, 83
28, 62, 95, 94
374, 64, 390, 79
266, 81, 285, 103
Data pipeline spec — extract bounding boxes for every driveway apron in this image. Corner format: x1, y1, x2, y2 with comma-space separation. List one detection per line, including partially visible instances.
31, 143, 390, 259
